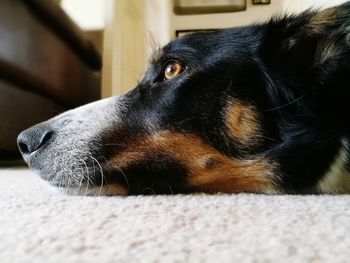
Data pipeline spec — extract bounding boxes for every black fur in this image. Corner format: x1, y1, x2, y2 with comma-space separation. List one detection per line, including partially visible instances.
121, 3, 350, 193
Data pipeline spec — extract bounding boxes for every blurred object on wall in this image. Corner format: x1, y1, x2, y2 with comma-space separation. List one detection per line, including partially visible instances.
174, 0, 246, 15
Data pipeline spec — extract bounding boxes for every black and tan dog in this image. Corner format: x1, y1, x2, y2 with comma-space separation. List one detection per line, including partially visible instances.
18, 3, 350, 195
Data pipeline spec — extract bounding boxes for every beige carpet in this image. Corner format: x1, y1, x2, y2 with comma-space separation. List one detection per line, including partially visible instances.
1, 168, 350, 262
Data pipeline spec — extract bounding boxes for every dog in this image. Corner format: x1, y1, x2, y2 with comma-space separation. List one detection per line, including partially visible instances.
17, 2, 350, 195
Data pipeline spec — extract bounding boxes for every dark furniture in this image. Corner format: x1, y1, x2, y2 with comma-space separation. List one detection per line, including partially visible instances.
0, 0, 102, 160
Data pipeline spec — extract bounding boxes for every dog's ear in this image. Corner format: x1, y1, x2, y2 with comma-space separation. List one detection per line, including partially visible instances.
261, 5, 350, 73
261, 4, 350, 133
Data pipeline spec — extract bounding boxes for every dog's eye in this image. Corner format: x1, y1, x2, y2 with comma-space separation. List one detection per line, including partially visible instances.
164, 61, 185, 80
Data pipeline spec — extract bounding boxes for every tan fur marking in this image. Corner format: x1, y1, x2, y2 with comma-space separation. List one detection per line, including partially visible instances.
111, 131, 277, 193
225, 100, 261, 145
309, 8, 345, 34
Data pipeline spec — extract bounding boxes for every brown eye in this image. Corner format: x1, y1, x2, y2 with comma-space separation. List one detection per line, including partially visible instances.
164, 61, 184, 80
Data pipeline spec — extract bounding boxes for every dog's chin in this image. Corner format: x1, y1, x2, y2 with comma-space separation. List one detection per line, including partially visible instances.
31, 168, 128, 196
43, 180, 129, 196
55, 184, 129, 196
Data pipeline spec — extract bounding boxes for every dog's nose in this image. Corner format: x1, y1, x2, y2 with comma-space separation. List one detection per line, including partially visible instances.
17, 124, 53, 155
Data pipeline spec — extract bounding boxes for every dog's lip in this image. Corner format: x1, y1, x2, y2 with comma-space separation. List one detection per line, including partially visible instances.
47, 179, 68, 187
22, 151, 51, 176
34, 163, 129, 187
21, 150, 40, 168
21, 153, 32, 166
48, 182, 129, 196
21, 148, 38, 159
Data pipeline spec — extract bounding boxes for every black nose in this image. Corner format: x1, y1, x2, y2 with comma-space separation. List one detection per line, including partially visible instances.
17, 124, 53, 155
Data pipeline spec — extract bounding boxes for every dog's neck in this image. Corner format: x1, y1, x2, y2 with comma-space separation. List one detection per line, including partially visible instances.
317, 138, 350, 194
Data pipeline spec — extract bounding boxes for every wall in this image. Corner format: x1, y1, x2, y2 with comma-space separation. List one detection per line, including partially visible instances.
102, 0, 149, 97
61, 0, 106, 30
170, 1, 283, 39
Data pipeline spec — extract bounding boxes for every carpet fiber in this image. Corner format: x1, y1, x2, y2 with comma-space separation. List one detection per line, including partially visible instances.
1, 168, 350, 262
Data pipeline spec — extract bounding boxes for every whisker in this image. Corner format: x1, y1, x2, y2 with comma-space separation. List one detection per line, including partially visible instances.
85, 170, 90, 196
142, 187, 156, 195
265, 95, 306, 112
90, 156, 105, 196
76, 167, 85, 195
77, 157, 90, 196
50, 109, 62, 115
168, 185, 174, 195
103, 143, 126, 147
113, 165, 130, 191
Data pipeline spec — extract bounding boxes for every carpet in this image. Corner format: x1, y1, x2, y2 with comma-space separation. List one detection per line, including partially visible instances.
1, 168, 350, 263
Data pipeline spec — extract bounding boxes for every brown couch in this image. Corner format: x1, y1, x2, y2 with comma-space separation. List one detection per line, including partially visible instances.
0, 0, 102, 160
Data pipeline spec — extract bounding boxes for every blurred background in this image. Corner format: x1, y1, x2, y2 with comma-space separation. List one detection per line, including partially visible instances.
0, 0, 347, 163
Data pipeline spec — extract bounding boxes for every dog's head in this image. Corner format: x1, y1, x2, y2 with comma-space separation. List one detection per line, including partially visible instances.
17, 5, 350, 195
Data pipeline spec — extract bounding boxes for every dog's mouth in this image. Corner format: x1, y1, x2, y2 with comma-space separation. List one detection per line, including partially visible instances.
30, 161, 130, 196
27, 149, 131, 196
52, 183, 129, 196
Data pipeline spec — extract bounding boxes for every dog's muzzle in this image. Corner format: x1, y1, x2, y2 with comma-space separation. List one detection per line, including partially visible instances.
15, 96, 130, 195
